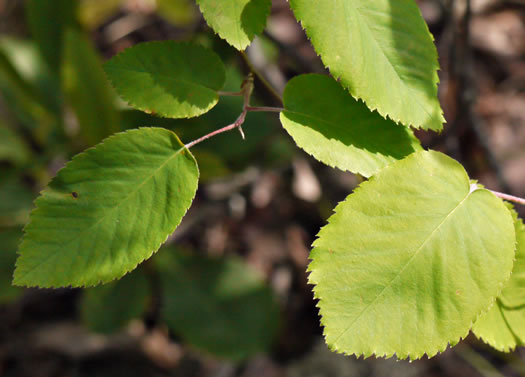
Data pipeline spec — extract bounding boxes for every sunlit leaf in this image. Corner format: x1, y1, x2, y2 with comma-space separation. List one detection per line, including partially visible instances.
280, 74, 421, 177
309, 150, 515, 359
14, 128, 199, 288
289, 0, 444, 130
473, 205, 525, 352
104, 41, 226, 119
196, 0, 271, 50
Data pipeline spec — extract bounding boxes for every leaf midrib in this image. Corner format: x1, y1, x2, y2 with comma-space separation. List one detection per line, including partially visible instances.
17, 140, 188, 282
330, 187, 474, 345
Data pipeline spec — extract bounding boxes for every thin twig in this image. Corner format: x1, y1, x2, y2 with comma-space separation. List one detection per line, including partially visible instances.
489, 190, 525, 206
240, 51, 283, 105
184, 115, 245, 149
246, 106, 284, 113
185, 73, 257, 148
218, 91, 243, 97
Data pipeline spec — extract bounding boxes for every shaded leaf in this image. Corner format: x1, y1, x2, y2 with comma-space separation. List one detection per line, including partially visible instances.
14, 128, 199, 288
0, 228, 24, 303
104, 41, 226, 119
62, 28, 120, 145
157, 250, 279, 360
196, 0, 271, 50
280, 74, 421, 177
289, 0, 444, 130
80, 269, 150, 333
309, 150, 515, 359
26, 0, 77, 74
473, 206, 525, 352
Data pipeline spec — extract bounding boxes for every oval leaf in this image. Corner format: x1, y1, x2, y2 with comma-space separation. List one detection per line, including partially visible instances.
473, 206, 525, 352
196, 0, 272, 50
104, 41, 226, 119
309, 150, 515, 359
157, 250, 280, 360
289, 0, 444, 130
14, 128, 199, 288
280, 74, 421, 177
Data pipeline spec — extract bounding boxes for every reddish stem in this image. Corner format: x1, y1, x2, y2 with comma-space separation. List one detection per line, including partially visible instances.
490, 190, 525, 206
246, 106, 284, 113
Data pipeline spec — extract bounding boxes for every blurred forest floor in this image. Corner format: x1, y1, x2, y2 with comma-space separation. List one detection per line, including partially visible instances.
1, 0, 525, 376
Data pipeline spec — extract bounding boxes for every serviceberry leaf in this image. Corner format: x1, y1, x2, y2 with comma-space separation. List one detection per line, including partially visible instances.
289, 0, 444, 130
309, 150, 515, 359
14, 128, 199, 287
104, 41, 226, 119
473, 205, 525, 352
280, 74, 421, 177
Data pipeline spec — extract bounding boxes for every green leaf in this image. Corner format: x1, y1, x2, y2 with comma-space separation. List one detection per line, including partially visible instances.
289, 0, 444, 131
26, 0, 77, 74
14, 128, 199, 288
280, 74, 421, 177
157, 250, 280, 360
62, 28, 120, 145
472, 206, 525, 352
196, 0, 271, 51
309, 150, 515, 359
0, 228, 24, 303
104, 41, 226, 119
80, 269, 150, 333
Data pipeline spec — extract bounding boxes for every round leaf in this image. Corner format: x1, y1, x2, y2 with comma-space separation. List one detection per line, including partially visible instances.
157, 250, 280, 360
196, 0, 272, 51
289, 0, 444, 131
473, 206, 525, 352
309, 150, 515, 359
104, 41, 226, 119
280, 74, 421, 177
14, 128, 199, 288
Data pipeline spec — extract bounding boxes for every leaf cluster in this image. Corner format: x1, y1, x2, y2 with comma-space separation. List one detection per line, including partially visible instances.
3, 0, 525, 362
